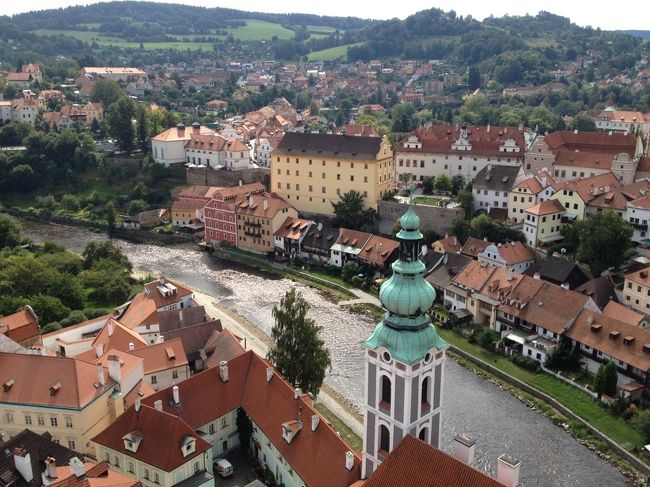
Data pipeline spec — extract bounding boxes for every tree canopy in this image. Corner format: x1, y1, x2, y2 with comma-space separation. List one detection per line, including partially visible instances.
332, 190, 377, 232
267, 288, 331, 396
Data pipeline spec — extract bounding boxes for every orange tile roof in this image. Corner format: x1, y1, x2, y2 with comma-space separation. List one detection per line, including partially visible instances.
171, 200, 206, 212
544, 130, 636, 156
362, 435, 503, 487
128, 338, 188, 375
567, 309, 650, 371
91, 319, 148, 352
49, 461, 141, 487
358, 234, 399, 266
0, 307, 39, 343
117, 294, 158, 329
603, 301, 645, 327
274, 216, 314, 240
235, 192, 294, 219
184, 134, 227, 151
493, 241, 536, 265
588, 179, 650, 211
0, 353, 114, 409
92, 404, 210, 472
224, 138, 248, 152
460, 237, 491, 258
152, 125, 214, 142
453, 261, 497, 291
629, 196, 650, 210
204, 329, 247, 368
525, 199, 565, 216
554, 150, 615, 169
142, 351, 361, 487
435, 235, 462, 253
177, 185, 221, 200
215, 182, 266, 200
335, 228, 373, 251
553, 172, 620, 203
515, 177, 544, 194
142, 278, 194, 310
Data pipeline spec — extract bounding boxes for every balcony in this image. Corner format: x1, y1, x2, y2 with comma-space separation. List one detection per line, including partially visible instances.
630, 221, 648, 231
245, 221, 262, 228
245, 231, 261, 238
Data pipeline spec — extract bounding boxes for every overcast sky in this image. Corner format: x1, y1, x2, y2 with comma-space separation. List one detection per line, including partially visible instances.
5, 0, 649, 31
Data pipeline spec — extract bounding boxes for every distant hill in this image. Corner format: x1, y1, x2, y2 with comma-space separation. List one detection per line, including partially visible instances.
619, 30, 650, 39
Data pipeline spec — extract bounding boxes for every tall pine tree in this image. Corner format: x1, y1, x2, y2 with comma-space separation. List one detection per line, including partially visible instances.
267, 288, 331, 397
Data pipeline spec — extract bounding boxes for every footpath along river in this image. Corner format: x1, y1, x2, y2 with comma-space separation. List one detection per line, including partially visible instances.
20, 220, 629, 486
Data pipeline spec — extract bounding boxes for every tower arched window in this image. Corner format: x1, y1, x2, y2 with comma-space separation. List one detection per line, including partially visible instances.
421, 376, 430, 412
380, 375, 392, 412
379, 424, 390, 454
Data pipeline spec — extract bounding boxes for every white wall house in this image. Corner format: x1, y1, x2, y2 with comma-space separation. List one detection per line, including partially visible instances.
473, 164, 527, 214
152, 123, 215, 166
625, 196, 650, 243
477, 242, 535, 273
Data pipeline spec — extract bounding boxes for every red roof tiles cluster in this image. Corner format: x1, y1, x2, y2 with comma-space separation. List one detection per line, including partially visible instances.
0, 306, 40, 344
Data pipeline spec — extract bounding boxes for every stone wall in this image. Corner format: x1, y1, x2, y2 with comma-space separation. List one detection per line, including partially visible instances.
378, 200, 462, 235
186, 167, 270, 188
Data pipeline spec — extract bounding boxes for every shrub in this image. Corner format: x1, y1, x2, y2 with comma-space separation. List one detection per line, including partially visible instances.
41, 322, 62, 334
84, 308, 111, 319
59, 310, 88, 328
510, 354, 541, 372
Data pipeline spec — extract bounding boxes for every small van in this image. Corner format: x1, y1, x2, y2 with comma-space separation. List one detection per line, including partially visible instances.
214, 459, 234, 478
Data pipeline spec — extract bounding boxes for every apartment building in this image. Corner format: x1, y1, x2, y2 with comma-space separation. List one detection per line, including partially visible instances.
507, 170, 556, 223
472, 164, 526, 215
522, 199, 566, 248
623, 266, 650, 314
395, 124, 525, 183
595, 107, 650, 135
235, 192, 297, 253
271, 132, 394, 215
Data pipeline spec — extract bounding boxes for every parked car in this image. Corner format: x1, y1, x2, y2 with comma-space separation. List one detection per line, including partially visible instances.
214, 459, 234, 478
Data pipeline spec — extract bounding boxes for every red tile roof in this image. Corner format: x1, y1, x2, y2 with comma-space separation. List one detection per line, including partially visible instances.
491, 241, 536, 265
603, 301, 645, 327
0, 306, 40, 344
274, 216, 314, 240
358, 234, 399, 266
525, 199, 565, 216
554, 150, 615, 169
0, 353, 115, 409
553, 172, 621, 204
49, 461, 141, 487
142, 351, 361, 487
91, 318, 149, 353
128, 338, 188, 375
143, 278, 194, 310
361, 435, 503, 487
544, 131, 636, 156
460, 237, 491, 258
92, 404, 210, 472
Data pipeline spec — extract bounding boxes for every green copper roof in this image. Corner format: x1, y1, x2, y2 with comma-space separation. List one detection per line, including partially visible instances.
364, 202, 447, 363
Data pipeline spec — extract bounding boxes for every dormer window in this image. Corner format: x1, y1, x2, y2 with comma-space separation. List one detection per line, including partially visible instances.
179, 435, 196, 457
123, 430, 144, 453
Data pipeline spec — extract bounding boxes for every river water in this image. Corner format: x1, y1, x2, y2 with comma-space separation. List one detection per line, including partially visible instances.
20, 220, 628, 486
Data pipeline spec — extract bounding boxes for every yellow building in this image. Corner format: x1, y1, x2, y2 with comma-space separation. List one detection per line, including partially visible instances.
623, 266, 650, 314
507, 170, 556, 223
271, 132, 394, 215
551, 172, 620, 221
235, 192, 297, 253
0, 353, 128, 457
522, 199, 565, 248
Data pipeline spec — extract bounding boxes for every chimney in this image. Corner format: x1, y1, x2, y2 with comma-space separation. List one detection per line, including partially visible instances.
560, 282, 570, 290
219, 361, 229, 383
107, 355, 121, 382
177, 122, 185, 133
533, 272, 541, 280
95, 344, 104, 358
266, 367, 273, 382
128, 342, 135, 351
45, 457, 57, 479
263, 198, 269, 211
345, 451, 355, 471
68, 458, 86, 480
107, 321, 114, 337
453, 433, 476, 465
135, 399, 141, 412
497, 454, 521, 487
97, 365, 105, 386
13, 447, 33, 483
154, 399, 163, 411
311, 414, 320, 431
248, 195, 253, 207
294, 387, 301, 400
172, 385, 180, 404
239, 180, 243, 186
192, 121, 200, 133
179, 310, 183, 324
421, 244, 427, 256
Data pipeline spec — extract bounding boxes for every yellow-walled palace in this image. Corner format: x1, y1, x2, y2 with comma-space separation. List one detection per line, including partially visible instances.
271, 133, 395, 216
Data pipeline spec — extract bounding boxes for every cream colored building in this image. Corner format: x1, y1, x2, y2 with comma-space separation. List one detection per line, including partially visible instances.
623, 267, 650, 314
522, 199, 566, 248
235, 192, 297, 253
507, 170, 556, 223
271, 132, 394, 215
0, 353, 134, 457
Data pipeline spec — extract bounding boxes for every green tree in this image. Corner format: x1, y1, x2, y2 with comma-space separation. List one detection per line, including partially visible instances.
128, 199, 148, 215
0, 213, 22, 249
603, 360, 619, 397
50, 273, 86, 310
470, 214, 494, 240
450, 218, 470, 244
267, 288, 331, 396
593, 362, 606, 397
634, 409, 650, 443
82, 241, 132, 272
569, 114, 597, 132
575, 210, 633, 276
422, 177, 434, 195
456, 188, 474, 219
468, 65, 481, 90
11, 164, 37, 191
106, 201, 117, 234
332, 190, 376, 230
434, 174, 452, 193
236, 407, 253, 452
106, 96, 136, 152
29, 295, 71, 324
136, 105, 149, 152
90, 79, 122, 108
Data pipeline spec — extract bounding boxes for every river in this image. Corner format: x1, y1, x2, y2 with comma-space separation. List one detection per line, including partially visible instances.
20, 220, 628, 486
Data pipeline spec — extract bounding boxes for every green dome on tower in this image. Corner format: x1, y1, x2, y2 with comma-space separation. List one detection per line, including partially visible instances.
364, 201, 447, 364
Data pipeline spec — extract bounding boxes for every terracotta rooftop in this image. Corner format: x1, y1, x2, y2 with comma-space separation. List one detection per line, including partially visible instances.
91, 319, 148, 353
567, 309, 650, 372
553, 172, 621, 203
625, 266, 650, 287
49, 461, 141, 487
274, 216, 314, 240
215, 182, 266, 200
235, 192, 294, 219
0, 353, 114, 409
152, 124, 214, 142
171, 200, 206, 212
143, 278, 194, 310
544, 130, 636, 156
0, 306, 39, 344
184, 134, 227, 151
460, 237, 491, 258
358, 234, 400, 266
603, 301, 645, 327
434, 235, 462, 254
360, 435, 503, 487
143, 351, 361, 487
92, 404, 210, 472
554, 150, 615, 169
204, 329, 247, 368
487, 241, 536, 265
117, 293, 158, 329
525, 199, 565, 216
128, 338, 188, 375
176, 185, 221, 200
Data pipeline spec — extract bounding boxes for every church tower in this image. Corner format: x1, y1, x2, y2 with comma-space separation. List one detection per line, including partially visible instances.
362, 202, 448, 479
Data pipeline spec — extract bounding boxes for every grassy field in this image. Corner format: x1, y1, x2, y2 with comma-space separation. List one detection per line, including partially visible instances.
314, 403, 362, 451
306, 25, 338, 33
308, 42, 363, 61
413, 196, 443, 206
32, 29, 215, 50
437, 328, 643, 449
223, 19, 294, 41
